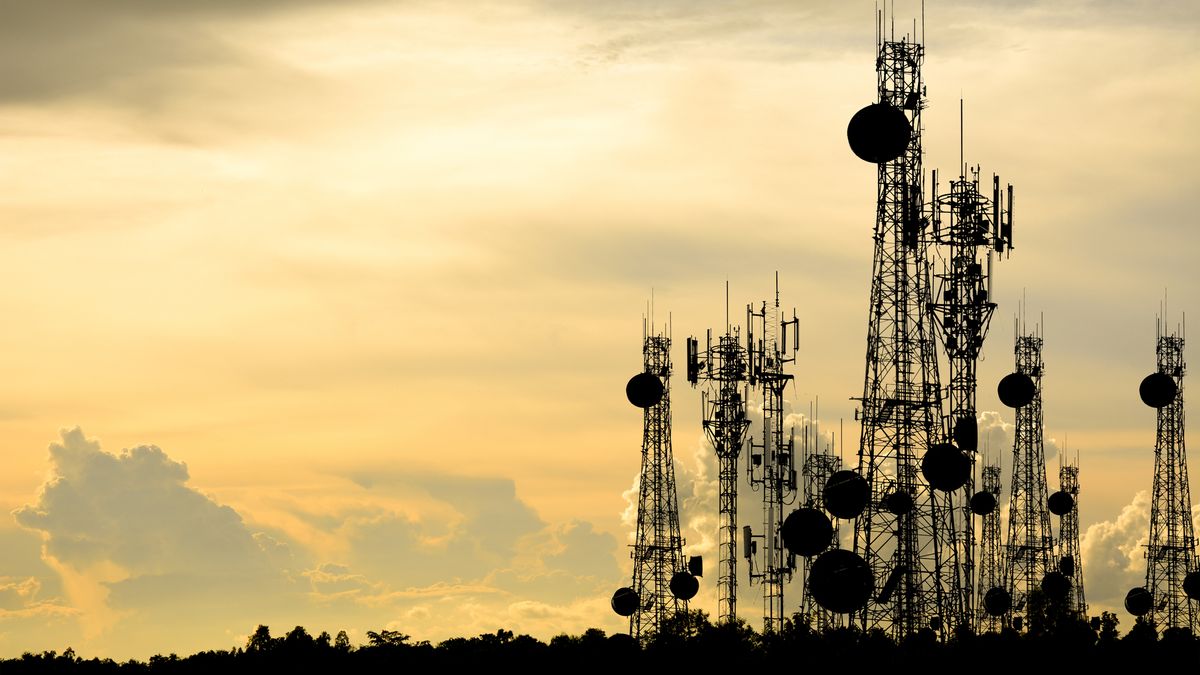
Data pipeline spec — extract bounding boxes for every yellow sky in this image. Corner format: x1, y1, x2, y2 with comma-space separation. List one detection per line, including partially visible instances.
0, 0, 1197, 658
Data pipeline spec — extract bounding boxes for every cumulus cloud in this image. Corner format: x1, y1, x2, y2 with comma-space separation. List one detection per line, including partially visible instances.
13, 428, 299, 651
1080, 490, 1150, 614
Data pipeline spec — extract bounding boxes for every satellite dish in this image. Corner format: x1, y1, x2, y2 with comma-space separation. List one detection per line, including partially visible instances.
611, 587, 639, 616
921, 443, 970, 492
669, 571, 699, 600
1139, 372, 1178, 408
1059, 555, 1076, 578
782, 507, 834, 557
823, 470, 870, 519
1124, 587, 1152, 616
883, 491, 913, 516
625, 372, 664, 408
998, 372, 1036, 408
970, 491, 997, 516
1048, 491, 1075, 516
953, 416, 978, 453
808, 549, 874, 613
847, 103, 912, 163
1042, 571, 1072, 598
983, 587, 1011, 616
1183, 571, 1200, 601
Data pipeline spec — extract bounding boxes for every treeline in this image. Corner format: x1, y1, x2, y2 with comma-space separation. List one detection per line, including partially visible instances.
2, 610, 1197, 672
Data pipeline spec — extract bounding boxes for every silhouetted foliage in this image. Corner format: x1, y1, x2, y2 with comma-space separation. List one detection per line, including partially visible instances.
2, 615, 1199, 672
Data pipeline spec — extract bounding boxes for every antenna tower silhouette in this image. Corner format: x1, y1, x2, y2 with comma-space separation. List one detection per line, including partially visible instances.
744, 280, 799, 633
1055, 458, 1087, 619
1001, 322, 1055, 631
687, 297, 751, 625
1127, 317, 1199, 632
612, 320, 696, 639
975, 462, 1005, 631
928, 156, 1014, 624
798, 413, 843, 631
846, 19, 956, 637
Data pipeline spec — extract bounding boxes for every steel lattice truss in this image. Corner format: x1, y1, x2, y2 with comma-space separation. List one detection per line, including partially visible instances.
1003, 330, 1054, 629
689, 330, 751, 625
800, 439, 842, 631
1057, 463, 1087, 618
853, 37, 957, 637
976, 464, 1004, 632
630, 334, 686, 640
929, 170, 1008, 626
1144, 330, 1198, 632
746, 293, 798, 634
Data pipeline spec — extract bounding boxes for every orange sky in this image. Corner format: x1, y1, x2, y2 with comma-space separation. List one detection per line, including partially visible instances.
0, 0, 1197, 658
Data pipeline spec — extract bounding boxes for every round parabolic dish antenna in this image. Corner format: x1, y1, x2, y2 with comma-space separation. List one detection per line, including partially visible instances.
883, 491, 913, 516
669, 571, 699, 600
921, 443, 970, 492
1184, 571, 1200, 601
997, 372, 1036, 408
625, 372, 664, 409
611, 587, 639, 616
847, 103, 912, 163
1048, 490, 1075, 516
1042, 571, 1072, 598
1139, 372, 1178, 408
823, 470, 870, 519
983, 587, 1011, 616
809, 549, 874, 614
782, 507, 834, 557
1124, 587, 1153, 616
970, 491, 997, 516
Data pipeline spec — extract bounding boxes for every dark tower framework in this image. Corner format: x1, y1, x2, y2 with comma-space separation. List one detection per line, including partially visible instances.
975, 462, 1004, 632
852, 30, 956, 637
745, 284, 799, 633
687, 317, 751, 625
629, 328, 687, 639
1056, 459, 1087, 618
1142, 322, 1198, 632
928, 164, 1013, 624
1003, 324, 1054, 630
798, 414, 843, 631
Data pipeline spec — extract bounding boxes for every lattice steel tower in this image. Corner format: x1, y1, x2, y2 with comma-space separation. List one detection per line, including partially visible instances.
976, 462, 1004, 632
745, 282, 799, 633
1056, 459, 1087, 618
629, 328, 687, 639
850, 29, 953, 637
1141, 321, 1198, 632
1003, 323, 1054, 629
798, 414, 843, 631
687, 310, 751, 625
928, 163, 1013, 625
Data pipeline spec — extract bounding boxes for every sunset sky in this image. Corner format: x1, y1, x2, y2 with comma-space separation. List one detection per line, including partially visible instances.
0, 0, 1198, 658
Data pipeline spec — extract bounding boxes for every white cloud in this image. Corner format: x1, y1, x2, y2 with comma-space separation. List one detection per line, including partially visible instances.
1080, 490, 1150, 615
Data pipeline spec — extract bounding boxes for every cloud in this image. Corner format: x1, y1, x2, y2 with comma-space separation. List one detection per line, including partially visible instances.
12, 428, 298, 651
1080, 490, 1150, 614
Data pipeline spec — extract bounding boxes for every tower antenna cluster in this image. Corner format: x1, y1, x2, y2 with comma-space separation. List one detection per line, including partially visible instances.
612, 321, 698, 641
686, 286, 752, 625
744, 279, 800, 633
1125, 317, 1200, 632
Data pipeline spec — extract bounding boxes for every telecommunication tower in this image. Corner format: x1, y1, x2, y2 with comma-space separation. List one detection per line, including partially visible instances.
744, 281, 799, 633
1001, 322, 1054, 630
1126, 319, 1200, 632
797, 413, 843, 631
928, 160, 1014, 623
1054, 458, 1087, 619
846, 23, 954, 636
612, 321, 698, 639
687, 298, 752, 625
974, 462, 1004, 632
